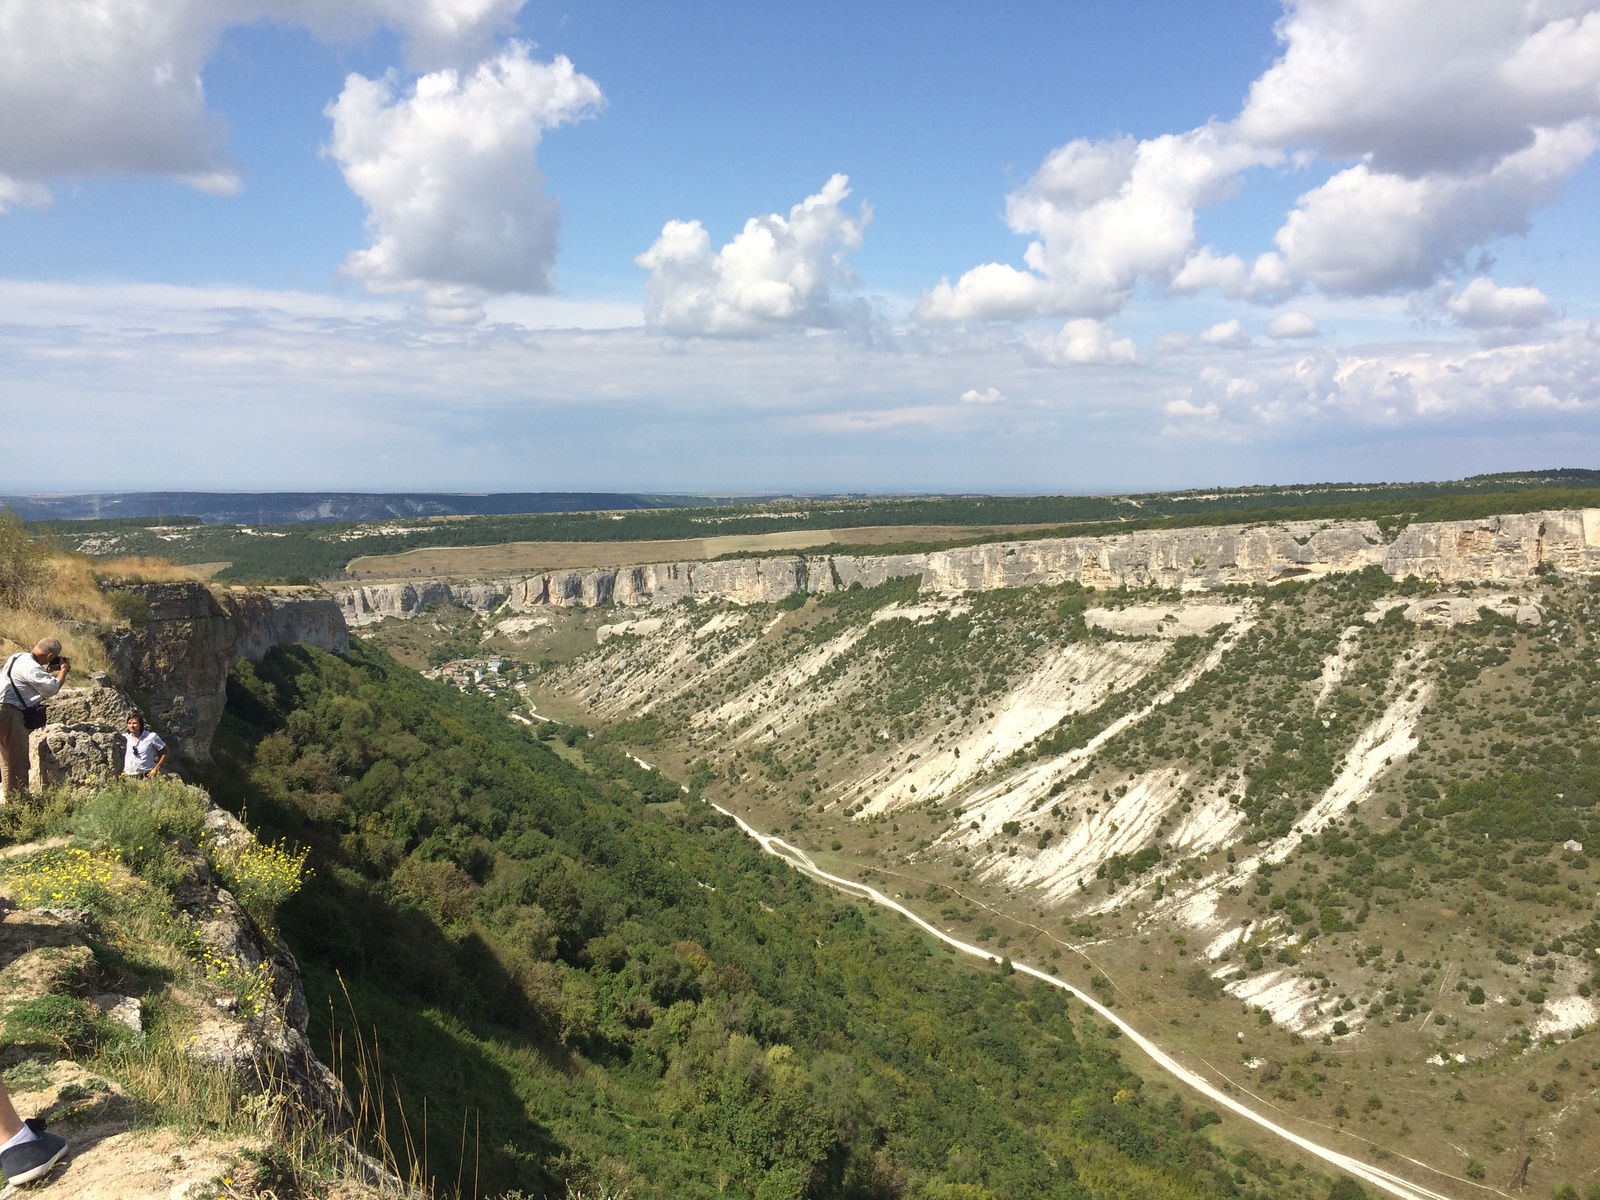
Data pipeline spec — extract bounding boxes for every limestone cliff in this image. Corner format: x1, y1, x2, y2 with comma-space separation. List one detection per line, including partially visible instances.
331, 506, 1600, 624
86, 582, 348, 764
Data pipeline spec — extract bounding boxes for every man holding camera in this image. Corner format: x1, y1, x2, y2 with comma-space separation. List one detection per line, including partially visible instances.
0, 638, 69, 802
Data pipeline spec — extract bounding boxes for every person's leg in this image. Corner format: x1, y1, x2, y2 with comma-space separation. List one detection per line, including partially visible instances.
0, 706, 27, 803
0, 1081, 21, 1142
0, 1072, 67, 1182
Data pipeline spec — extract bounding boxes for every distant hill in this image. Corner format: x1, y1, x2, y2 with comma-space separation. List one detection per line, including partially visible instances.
7, 469, 1598, 528
0, 491, 706, 525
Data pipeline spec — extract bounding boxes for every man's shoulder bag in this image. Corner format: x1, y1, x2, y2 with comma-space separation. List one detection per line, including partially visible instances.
5, 656, 48, 731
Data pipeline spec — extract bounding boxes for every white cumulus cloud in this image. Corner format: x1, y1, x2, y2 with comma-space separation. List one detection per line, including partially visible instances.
1237, 0, 1600, 175
1243, 2, 1600, 296
1445, 277, 1555, 330
1201, 319, 1251, 348
1030, 318, 1139, 365
917, 127, 1271, 321
1265, 310, 1319, 339
635, 175, 871, 337
0, 0, 528, 202
326, 43, 602, 296
959, 387, 1005, 405
1170, 246, 1294, 302
1165, 396, 1220, 419
922, 1, 1600, 319
1272, 122, 1596, 295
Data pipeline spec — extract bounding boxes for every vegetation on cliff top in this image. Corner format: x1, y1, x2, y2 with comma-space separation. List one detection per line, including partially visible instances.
0, 509, 212, 672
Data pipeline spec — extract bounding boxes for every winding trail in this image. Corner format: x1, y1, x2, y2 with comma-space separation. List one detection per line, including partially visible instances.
710, 802, 1479, 1200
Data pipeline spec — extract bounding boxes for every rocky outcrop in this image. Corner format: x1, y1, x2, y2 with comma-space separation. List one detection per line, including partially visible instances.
330, 507, 1600, 623
338, 578, 508, 626
0, 810, 352, 1170
95, 583, 348, 762
228, 587, 351, 665
29, 678, 136, 789
1382, 509, 1600, 580
828, 518, 1387, 593
172, 806, 350, 1132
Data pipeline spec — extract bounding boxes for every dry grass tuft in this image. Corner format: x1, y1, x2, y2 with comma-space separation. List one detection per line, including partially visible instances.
0, 607, 110, 672
94, 556, 208, 584
38, 554, 115, 619
0, 535, 203, 671
0, 518, 118, 668
0, 551, 114, 670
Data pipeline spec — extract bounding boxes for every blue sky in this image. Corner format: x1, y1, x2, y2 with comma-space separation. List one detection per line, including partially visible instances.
2, 1, 1598, 494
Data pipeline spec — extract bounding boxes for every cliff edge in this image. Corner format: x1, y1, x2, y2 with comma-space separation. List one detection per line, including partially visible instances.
332, 507, 1600, 624
91, 583, 347, 763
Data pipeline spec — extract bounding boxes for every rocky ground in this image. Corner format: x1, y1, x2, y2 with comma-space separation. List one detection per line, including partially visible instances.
0, 783, 379, 1197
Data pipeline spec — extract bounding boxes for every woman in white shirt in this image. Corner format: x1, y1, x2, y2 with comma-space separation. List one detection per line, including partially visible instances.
122, 713, 169, 779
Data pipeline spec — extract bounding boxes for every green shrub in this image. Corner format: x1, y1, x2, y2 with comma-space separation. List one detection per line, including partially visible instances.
0, 787, 81, 847
208, 837, 310, 933
103, 589, 153, 629
69, 778, 209, 889
1183, 967, 1222, 1001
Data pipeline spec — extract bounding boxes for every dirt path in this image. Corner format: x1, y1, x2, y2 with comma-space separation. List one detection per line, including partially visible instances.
0, 1124, 243, 1200
710, 802, 1486, 1200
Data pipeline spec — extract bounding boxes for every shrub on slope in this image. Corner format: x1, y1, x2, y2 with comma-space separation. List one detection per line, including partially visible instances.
204, 642, 1284, 1200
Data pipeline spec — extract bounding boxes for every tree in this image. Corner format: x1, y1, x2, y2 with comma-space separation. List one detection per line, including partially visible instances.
0, 509, 49, 609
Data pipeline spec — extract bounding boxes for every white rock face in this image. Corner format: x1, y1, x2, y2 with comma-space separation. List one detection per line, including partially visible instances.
1533, 995, 1599, 1039
329, 507, 1600, 623
597, 617, 666, 644
1399, 594, 1542, 626
1084, 602, 1245, 638
1385, 509, 1600, 581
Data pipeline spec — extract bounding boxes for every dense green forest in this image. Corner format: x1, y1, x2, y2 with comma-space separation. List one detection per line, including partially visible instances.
28, 469, 1600, 583
199, 641, 1308, 1200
